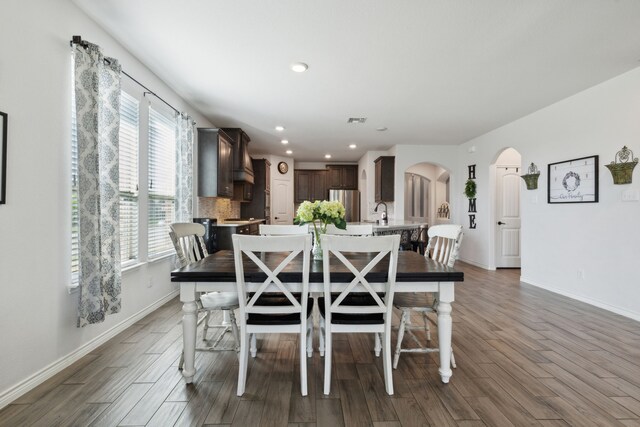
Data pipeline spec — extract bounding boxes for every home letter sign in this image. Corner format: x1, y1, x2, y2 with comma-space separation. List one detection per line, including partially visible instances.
468, 164, 476, 229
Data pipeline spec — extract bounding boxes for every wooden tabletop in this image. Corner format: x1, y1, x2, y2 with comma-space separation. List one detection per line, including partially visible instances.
171, 250, 464, 283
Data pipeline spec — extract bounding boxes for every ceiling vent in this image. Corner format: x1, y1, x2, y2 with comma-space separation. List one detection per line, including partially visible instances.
347, 117, 367, 124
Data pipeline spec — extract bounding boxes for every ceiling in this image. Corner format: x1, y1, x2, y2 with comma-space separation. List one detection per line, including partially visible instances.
74, 0, 640, 162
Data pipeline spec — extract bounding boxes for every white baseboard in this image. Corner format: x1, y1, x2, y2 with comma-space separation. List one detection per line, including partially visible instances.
458, 257, 493, 270
0, 290, 179, 410
520, 276, 640, 322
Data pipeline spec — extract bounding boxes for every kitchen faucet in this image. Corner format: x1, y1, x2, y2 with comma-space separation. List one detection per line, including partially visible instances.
374, 201, 388, 224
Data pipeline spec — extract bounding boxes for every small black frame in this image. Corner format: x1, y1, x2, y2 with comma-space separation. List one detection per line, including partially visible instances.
547, 155, 599, 204
0, 111, 7, 204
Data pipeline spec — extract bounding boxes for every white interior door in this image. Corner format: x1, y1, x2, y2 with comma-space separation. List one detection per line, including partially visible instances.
272, 178, 293, 224
496, 166, 521, 268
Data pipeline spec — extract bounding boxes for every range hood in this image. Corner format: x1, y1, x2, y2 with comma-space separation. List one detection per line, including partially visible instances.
222, 127, 255, 184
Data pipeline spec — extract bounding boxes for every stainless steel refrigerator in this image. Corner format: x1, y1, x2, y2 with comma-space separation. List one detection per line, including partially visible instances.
328, 189, 360, 222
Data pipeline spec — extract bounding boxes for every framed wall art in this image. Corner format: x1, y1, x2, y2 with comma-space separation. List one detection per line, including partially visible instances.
548, 155, 599, 204
0, 111, 7, 204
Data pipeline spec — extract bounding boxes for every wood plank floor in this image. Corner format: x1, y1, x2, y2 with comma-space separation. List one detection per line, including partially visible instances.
3, 262, 640, 426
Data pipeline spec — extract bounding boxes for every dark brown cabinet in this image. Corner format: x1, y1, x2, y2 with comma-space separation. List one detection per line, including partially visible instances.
294, 169, 327, 203
327, 165, 358, 189
233, 182, 253, 202
197, 128, 234, 198
221, 128, 254, 184
374, 156, 395, 202
214, 221, 264, 250
241, 159, 271, 222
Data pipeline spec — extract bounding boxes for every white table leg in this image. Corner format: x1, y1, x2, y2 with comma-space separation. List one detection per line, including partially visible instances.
181, 283, 198, 383
437, 282, 454, 383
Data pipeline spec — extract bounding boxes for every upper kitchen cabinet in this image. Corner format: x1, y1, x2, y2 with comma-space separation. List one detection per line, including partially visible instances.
374, 156, 395, 202
241, 159, 271, 221
327, 165, 358, 189
197, 128, 234, 198
294, 169, 327, 203
221, 128, 254, 184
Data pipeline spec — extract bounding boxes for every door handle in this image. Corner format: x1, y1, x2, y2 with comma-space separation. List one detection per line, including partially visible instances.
497, 221, 506, 225
274, 217, 279, 220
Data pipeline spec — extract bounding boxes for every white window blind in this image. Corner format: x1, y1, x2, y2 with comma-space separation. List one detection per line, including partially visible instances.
119, 91, 139, 266
148, 106, 177, 258
71, 77, 79, 285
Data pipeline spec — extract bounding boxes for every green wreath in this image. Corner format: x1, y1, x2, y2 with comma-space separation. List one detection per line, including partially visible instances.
464, 179, 477, 199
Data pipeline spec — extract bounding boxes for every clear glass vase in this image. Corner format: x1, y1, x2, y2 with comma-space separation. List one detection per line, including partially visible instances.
312, 224, 324, 260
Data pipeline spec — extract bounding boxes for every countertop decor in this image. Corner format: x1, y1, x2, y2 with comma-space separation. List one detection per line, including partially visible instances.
294, 200, 346, 260
605, 146, 637, 185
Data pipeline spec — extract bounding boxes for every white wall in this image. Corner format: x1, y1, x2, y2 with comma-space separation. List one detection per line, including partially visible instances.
0, 0, 212, 404
456, 67, 640, 320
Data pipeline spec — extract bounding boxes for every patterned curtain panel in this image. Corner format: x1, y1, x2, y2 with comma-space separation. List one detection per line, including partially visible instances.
74, 42, 122, 327
175, 113, 194, 222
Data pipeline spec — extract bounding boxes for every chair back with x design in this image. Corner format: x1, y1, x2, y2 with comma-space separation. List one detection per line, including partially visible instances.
320, 234, 400, 322
232, 234, 312, 321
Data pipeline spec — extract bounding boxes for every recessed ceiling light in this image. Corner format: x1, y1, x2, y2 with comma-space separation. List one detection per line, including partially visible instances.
275, 125, 285, 131
291, 62, 308, 73
325, 154, 332, 159
286, 150, 292, 154
281, 139, 289, 145
349, 144, 357, 149
376, 127, 388, 132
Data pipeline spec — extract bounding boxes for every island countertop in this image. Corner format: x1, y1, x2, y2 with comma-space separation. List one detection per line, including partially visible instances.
215, 219, 266, 227
350, 220, 427, 231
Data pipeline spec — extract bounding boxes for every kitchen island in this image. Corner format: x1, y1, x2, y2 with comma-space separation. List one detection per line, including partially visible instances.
354, 220, 428, 251
213, 218, 266, 250
352, 219, 427, 232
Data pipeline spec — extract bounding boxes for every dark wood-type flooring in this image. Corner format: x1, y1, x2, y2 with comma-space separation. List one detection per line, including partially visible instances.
3, 263, 640, 426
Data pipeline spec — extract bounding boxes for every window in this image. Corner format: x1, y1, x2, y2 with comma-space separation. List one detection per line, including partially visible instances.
71, 89, 142, 283
404, 173, 430, 222
147, 107, 177, 258
119, 92, 140, 266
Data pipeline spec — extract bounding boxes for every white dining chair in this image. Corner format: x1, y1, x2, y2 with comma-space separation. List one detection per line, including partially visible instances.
325, 224, 374, 236
318, 223, 376, 357
257, 223, 313, 358
319, 234, 400, 395
259, 224, 311, 235
232, 233, 313, 396
392, 224, 463, 369
169, 223, 240, 370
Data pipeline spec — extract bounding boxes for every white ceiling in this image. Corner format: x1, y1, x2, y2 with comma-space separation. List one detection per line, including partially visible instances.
74, 0, 640, 161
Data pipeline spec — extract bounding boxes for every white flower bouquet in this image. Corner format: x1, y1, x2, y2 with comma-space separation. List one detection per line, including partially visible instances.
294, 200, 347, 258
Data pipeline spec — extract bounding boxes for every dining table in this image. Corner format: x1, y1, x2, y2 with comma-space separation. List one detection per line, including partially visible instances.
171, 249, 464, 384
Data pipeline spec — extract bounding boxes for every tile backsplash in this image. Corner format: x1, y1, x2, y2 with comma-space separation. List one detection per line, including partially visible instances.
197, 197, 241, 220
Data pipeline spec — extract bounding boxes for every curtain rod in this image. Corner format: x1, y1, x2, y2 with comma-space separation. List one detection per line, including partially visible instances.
70, 35, 195, 124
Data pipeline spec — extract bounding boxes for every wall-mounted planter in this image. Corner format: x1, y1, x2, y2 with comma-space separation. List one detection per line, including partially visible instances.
605, 146, 638, 185
464, 178, 477, 199
520, 163, 540, 190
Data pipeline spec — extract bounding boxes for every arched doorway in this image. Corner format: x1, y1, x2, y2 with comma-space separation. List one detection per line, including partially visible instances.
491, 148, 522, 269
403, 162, 451, 226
